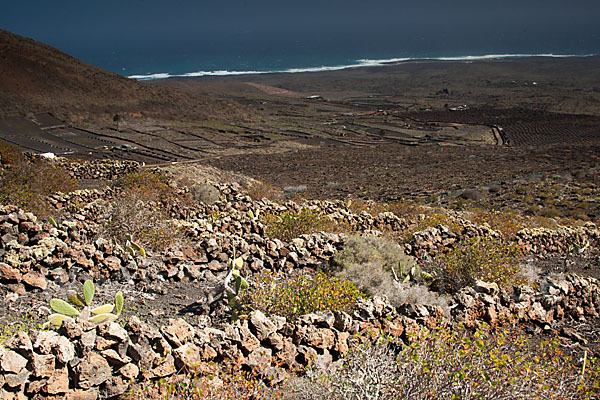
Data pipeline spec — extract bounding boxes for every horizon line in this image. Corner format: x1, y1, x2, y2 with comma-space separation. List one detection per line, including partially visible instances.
127, 53, 598, 81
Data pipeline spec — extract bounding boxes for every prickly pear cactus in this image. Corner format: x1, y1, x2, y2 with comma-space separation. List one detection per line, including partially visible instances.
44, 280, 125, 328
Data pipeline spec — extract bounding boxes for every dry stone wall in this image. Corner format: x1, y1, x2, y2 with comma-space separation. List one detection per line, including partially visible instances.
1, 272, 599, 399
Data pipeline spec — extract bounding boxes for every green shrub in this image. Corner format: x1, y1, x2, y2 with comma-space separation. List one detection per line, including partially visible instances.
240, 270, 365, 320
466, 208, 524, 241
286, 326, 599, 399
434, 236, 525, 293
262, 208, 330, 242
0, 312, 43, 345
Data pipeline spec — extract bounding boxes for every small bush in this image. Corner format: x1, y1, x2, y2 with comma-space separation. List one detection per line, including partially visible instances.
334, 235, 449, 312
114, 170, 178, 203
262, 208, 330, 242
0, 145, 77, 216
102, 170, 185, 251
240, 270, 365, 320
285, 326, 599, 399
434, 236, 525, 293
466, 208, 525, 241
0, 312, 43, 344
126, 364, 268, 400
246, 180, 283, 201
0, 141, 25, 165
333, 235, 414, 276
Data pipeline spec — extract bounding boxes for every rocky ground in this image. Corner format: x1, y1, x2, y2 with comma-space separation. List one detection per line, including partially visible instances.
1, 40, 600, 398
1, 159, 600, 399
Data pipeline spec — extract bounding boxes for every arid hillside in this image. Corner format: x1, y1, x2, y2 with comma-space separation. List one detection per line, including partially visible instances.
0, 30, 243, 122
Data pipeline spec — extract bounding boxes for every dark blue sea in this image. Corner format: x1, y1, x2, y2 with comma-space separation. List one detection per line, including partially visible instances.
72, 29, 600, 80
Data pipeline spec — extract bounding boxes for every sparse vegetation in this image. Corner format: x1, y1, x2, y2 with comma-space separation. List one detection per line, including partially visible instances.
466, 208, 525, 240
433, 236, 525, 293
126, 364, 269, 400
334, 235, 449, 311
102, 170, 186, 251
262, 208, 331, 242
286, 326, 600, 400
241, 270, 365, 320
0, 142, 76, 216
0, 312, 43, 345
245, 180, 283, 201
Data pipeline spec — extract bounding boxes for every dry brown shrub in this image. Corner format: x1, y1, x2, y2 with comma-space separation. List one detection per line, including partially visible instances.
0, 144, 77, 216
284, 326, 599, 400
245, 180, 283, 201
466, 208, 525, 240
101, 170, 186, 251
333, 235, 449, 311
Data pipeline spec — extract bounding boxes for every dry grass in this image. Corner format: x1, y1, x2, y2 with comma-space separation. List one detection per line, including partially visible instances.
284, 326, 599, 399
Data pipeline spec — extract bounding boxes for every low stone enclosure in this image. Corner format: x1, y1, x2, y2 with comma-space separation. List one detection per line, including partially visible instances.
1, 178, 600, 399
1, 273, 599, 399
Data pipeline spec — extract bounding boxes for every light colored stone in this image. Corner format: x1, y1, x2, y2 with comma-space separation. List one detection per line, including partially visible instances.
174, 342, 203, 370
0, 262, 21, 281
60, 318, 83, 339
0, 349, 28, 373
296, 345, 317, 366
297, 325, 336, 350
32, 353, 56, 378
119, 363, 139, 380
34, 330, 60, 354
26, 378, 47, 395
101, 349, 130, 367
46, 364, 69, 394
4, 331, 33, 355
103, 256, 122, 272
151, 353, 176, 378
313, 349, 333, 370
54, 335, 75, 364
102, 376, 129, 398
66, 388, 99, 400
249, 310, 277, 341
4, 370, 30, 388
161, 318, 195, 347
334, 331, 350, 354
76, 352, 111, 389
382, 318, 404, 337
238, 322, 260, 353
98, 322, 128, 342
244, 346, 272, 369
81, 329, 96, 348
95, 336, 116, 351
22, 271, 48, 290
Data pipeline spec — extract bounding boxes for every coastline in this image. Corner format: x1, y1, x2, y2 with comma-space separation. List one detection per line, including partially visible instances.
128, 53, 598, 81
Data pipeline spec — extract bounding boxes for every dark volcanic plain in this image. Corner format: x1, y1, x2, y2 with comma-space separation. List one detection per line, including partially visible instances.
2, 29, 600, 218
155, 56, 600, 219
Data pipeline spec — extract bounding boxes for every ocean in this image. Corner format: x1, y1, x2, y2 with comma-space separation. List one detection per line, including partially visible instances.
71, 29, 599, 81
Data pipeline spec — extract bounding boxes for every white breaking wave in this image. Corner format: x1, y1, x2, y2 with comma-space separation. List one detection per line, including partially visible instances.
127, 53, 596, 80
127, 72, 172, 80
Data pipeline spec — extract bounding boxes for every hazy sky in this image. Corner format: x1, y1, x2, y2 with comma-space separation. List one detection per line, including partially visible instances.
2, 1, 599, 73
3, 1, 599, 45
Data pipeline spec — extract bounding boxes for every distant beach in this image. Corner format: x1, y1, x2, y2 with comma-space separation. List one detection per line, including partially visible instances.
127, 53, 596, 81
